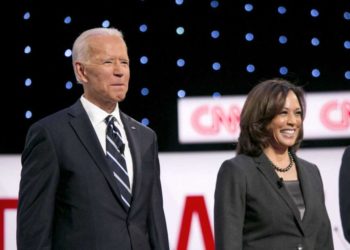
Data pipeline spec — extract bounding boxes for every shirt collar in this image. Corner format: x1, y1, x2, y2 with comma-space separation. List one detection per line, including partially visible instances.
80, 95, 123, 126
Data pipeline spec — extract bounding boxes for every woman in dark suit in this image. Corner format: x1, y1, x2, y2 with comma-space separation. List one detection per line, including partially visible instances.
214, 78, 334, 250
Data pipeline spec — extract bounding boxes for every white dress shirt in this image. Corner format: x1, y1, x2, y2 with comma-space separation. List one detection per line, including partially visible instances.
80, 96, 134, 191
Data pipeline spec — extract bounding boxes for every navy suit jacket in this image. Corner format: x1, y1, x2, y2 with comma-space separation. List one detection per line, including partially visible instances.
214, 152, 334, 250
17, 100, 169, 250
339, 146, 350, 243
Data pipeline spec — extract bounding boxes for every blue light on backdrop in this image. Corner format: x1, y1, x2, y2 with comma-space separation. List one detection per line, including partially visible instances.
5, 0, 349, 152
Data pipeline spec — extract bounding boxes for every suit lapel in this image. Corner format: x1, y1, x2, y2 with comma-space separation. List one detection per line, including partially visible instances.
67, 101, 127, 211
255, 153, 305, 235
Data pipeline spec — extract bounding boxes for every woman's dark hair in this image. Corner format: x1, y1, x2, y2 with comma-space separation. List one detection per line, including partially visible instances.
236, 78, 306, 156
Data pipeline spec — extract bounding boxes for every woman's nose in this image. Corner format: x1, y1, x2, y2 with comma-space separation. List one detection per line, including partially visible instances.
287, 113, 297, 125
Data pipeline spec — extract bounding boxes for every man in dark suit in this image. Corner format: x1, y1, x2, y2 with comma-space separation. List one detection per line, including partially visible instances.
17, 27, 169, 250
339, 146, 350, 243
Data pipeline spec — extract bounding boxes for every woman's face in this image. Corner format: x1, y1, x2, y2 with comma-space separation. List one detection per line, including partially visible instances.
267, 90, 302, 152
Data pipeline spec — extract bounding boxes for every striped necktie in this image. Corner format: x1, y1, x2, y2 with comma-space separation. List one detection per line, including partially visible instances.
105, 115, 131, 210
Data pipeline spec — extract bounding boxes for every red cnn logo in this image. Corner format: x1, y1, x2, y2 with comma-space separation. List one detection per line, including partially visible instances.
320, 100, 350, 130
0, 199, 17, 250
191, 105, 241, 135
176, 196, 214, 250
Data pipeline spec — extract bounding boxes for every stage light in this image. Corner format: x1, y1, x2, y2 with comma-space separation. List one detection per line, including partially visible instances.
65, 81, 73, 90
24, 46, 31, 54
64, 16, 72, 24
141, 118, 149, 126
25, 111, 32, 119
212, 92, 221, 98
246, 64, 255, 73
139, 24, 148, 32
244, 3, 253, 12
23, 12, 30, 20
176, 26, 185, 35
211, 30, 220, 39
245, 33, 254, 41
311, 37, 320, 46
175, 0, 184, 6
24, 78, 32, 87
141, 87, 149, 96
102, 20, 110, 28
212, 62, 221, 71
140, 56, 149, 64
210, 0, 219, 8
312, 68, 320, 78
177, 90, 186, 98
279, 66, 288, 75
311, 9, 319, 17
64, 49, 72, 57
344, 11, 350, 20
177, 59, 185, 67
345, 71, 350, 80
279, 35, 288, 44
278, 6, 287, 15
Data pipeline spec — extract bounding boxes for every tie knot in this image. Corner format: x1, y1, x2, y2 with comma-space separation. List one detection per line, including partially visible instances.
105, 115, 124, 154
105, 115, 116, 125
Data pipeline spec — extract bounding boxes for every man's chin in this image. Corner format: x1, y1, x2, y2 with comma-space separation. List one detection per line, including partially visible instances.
115, 94, 127, 103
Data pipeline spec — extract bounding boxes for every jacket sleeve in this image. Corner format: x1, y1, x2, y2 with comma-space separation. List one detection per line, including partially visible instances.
17, 123, 60, 250
313, 164, 334, 250
339, 146, 350, 243
147, 133, 170, 250
214, 159, 246, 250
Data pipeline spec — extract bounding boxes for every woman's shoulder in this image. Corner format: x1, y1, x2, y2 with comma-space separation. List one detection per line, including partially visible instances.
293, 154, 321, 177
294, 155, 317, 169
219, 154, 256, 172
228, 153, 256, 163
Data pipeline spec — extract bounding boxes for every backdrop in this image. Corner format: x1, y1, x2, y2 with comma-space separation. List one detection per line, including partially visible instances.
0, 147, 349, 250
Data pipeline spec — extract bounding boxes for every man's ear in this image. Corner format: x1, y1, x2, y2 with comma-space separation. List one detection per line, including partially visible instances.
74, 62, 88, 84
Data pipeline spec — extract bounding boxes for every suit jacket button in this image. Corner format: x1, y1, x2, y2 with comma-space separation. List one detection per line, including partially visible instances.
297, 244, 303, 250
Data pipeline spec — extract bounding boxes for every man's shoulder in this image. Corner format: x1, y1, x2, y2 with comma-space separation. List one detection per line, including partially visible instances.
120, 111, 156, 135
31, 101, 80, 128
344, 146, 350, 156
